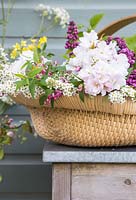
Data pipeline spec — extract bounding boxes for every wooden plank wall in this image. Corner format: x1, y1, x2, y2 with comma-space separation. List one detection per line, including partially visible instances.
0, 0, 136, 199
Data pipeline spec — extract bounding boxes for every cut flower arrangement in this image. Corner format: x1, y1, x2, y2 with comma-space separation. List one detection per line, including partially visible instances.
0, 16, 136, 147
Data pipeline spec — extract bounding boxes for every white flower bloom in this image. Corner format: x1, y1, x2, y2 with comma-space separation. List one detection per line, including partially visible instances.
108, 85, 136, 104
0, 94, 14, 105
79, 30, 98, 49
68, 30, 130, 96
108, 91, 126, 104
35, 4, 70, 28
10, 50, 33, 75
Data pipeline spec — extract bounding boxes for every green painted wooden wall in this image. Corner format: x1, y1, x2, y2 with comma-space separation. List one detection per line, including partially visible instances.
0, 0, 136, 199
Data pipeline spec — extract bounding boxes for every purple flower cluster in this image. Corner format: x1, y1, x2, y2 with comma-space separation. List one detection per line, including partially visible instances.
65, 21, 79, 55
127, 70, 136, 88
106, 36, 136, 67
45, 90, 62, 104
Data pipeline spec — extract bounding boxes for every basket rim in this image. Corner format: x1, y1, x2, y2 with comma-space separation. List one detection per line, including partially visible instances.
11, 93, 136, 116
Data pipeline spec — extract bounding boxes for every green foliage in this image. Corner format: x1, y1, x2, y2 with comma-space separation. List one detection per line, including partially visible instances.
0, 0, 16, 47
28, 67, 42, 78
0, 175, 3, 183
16, 79, 28, 90
79, 90, 84, 102
0, 100, 10, 115
39, 89, 53, 105
29, 79, 36, 98
33, 48, 40, 63
125, 34, 136, 53
0, 148, 4, 160
89, 13, 104, 30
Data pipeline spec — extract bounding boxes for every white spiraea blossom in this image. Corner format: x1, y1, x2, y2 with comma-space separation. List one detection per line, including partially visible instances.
0, 46, 14, 105
108, 86, 136, 103
46, 77, 77, 96
67, 30, 130, 96
35, 4, 70, 28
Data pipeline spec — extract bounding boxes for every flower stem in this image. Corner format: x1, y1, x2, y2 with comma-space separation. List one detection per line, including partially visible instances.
33, 16, 56, 38
1, 0, 15, 47
1, 0, 6, 47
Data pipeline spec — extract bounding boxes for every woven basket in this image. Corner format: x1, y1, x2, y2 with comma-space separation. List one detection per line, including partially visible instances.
12, 15, 136, 147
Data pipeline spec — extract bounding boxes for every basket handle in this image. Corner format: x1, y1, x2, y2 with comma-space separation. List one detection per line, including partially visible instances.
98, 14, 136, 37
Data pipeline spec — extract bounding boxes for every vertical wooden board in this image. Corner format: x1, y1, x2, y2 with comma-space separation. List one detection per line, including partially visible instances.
52, 164, 71, 200
72, 164, 136, 200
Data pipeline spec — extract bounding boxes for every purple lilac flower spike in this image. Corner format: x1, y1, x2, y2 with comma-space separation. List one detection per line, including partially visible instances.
65, 21, 79, 56
106, 36, 136, 68
127, 70, 136, 88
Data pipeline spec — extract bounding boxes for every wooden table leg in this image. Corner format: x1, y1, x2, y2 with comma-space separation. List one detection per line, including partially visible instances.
52, 164, 71, 200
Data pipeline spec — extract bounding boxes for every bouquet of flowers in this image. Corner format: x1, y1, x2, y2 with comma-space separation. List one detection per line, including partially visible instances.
65, 21, 136, 104
0, 16, 136, 147
0, 36, 80, 107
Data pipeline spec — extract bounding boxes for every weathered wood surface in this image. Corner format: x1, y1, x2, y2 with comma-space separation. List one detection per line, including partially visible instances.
72, 164, 136, 200
43, 142, 136, 163
52, 164, 71, 200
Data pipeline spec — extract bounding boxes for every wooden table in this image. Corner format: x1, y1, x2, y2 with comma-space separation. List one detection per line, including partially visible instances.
43, 142, 136, 200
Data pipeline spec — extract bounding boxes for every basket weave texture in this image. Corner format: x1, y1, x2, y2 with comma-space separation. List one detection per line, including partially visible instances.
12, 94, 136, 147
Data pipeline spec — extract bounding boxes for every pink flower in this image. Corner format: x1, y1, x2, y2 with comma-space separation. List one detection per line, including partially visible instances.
7, 131, 15, 138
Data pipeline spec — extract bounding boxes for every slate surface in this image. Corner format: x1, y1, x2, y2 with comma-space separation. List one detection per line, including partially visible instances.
43, 141, 136, 163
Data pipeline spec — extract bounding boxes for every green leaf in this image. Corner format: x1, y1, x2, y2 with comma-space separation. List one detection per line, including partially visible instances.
22, 120, 33, 133
0, 101, 9, 114
51, 98, 54, 108
28, 67, 42, 78
29, 80, 36, 98
77, 24, 84, 30
39, 95, 47, 105
26, 62, 33, 71
89, 13, 104, 30
21, 61, 29, 69
55, 65, 66, 72
15, 74, 26, 79
39, 89, 53, 105
0, 175, 3, 183
79, 90, 84, 102
70, 77, 82, 87
33, 48, 40, 63
42, 43, 47, 51
16, 79, 28, 90
47, 53, 54, 58
78, 31, 83, 37
63, 54, 69, 60
127, 67, 134, 76
125, 34, 136, 52
0, 148, 4, 160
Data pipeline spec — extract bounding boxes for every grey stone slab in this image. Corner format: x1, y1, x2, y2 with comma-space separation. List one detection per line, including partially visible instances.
43, 142, 136, 163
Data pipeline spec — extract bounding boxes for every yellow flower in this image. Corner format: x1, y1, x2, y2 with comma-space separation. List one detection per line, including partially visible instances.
27, 44, 35, 50
21, 40, 27, 47
22, 47, 29, 51
39, 36, 47, 45
10, 49, 18, 59
30, 39, 37, 43
13, 43, 21, 50
37, 43, 41, 48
